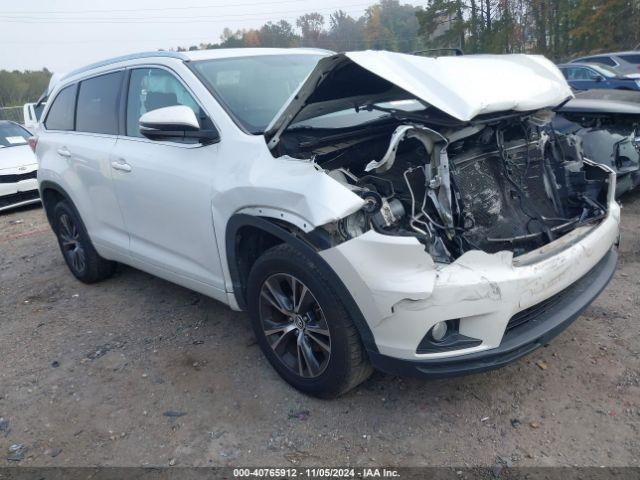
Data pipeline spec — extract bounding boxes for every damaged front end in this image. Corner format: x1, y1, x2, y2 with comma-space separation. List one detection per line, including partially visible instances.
266, 51, 611, 263
285, 113, 610, 263
263, 51, 620, 365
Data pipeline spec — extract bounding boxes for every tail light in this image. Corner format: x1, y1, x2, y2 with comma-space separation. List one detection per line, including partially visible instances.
28, 136, 38, 154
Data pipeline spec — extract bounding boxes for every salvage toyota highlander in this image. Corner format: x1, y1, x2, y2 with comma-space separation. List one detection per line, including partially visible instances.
34, 48, 620, 397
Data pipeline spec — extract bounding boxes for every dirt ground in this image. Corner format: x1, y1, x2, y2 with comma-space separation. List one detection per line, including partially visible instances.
0, 190, 639, 469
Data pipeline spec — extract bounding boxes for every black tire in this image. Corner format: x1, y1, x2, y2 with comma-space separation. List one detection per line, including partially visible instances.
247, 243, 373, 398
52, 200, 116, 283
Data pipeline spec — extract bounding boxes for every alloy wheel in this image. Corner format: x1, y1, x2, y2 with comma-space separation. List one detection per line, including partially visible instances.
59, 213, 86, 273
258, 273, 331, 378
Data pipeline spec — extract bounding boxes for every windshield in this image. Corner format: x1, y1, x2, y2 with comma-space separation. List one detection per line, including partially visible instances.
191, 54, 325, 134
0, 122, 30, 148
291, 100, 426, 130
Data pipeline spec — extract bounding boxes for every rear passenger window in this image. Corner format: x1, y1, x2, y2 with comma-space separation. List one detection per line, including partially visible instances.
619, 54, 640, 64
44, 84, 77, 131
76, 72, 122, 135
584, 56, 617, 67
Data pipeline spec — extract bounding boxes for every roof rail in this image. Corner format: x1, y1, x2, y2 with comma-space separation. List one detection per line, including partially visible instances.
412, 48, 464, 57
61, 51, 189, 81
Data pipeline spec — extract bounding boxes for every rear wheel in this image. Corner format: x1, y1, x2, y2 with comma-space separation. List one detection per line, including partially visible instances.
247, 244, 373, 398
52, 200, 116, 283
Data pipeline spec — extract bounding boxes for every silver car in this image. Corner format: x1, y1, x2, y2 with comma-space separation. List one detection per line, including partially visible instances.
571, 51, 640, 77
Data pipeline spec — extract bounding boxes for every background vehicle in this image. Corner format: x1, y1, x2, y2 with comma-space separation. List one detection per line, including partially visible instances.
554, 89, 640, 197
0, 121, 39, 212
23, 102, 47, 131
570, 51, 640, 77
557, 63, 640, 91
22, 73, 62, 130
35, 49, 619, 397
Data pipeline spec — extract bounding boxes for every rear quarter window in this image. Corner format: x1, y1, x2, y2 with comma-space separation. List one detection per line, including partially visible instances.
582, 56, 617, 67
44, 84, 77, 131
76, 72, 123, 135
619, 54, 640, 64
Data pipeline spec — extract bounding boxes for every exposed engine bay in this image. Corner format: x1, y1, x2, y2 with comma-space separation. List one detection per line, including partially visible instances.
277, 111, 611, 263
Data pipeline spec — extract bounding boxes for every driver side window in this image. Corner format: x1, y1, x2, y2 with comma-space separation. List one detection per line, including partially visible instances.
126, 67, 209, 139
585, 69, 601, 80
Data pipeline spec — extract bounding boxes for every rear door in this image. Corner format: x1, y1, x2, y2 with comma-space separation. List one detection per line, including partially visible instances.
68, 71, 129, 251
110, 66, 226, 296
40, 73, 128, 252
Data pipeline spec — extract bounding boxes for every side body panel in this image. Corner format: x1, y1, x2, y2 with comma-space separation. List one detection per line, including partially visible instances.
110, 137, 226, 292
37, 130, 128, 254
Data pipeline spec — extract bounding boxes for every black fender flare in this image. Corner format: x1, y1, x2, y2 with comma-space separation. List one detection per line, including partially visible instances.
225, 214, 378, 354
39, 180, 75, 224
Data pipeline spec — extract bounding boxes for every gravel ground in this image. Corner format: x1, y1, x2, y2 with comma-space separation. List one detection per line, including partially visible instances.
0, 190, 639, 468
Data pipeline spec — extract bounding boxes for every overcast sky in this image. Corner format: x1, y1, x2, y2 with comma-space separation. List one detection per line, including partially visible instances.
1, 0, 423, 73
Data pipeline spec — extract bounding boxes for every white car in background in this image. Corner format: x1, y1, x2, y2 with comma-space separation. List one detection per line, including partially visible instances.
0, 121, 39, 212
23, 73, 63, 130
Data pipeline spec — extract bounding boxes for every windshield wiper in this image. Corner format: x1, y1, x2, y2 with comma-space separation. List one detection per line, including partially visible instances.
283, 125, 317, 133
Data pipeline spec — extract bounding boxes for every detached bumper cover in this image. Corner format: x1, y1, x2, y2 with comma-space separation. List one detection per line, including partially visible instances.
368, 248, 617, 378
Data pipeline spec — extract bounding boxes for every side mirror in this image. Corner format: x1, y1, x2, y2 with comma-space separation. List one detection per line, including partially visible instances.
594, 75, 604, 82
139, 105, 220, 144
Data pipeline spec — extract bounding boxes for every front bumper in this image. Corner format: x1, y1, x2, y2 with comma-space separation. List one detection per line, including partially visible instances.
320, 199, 620, 369
0, 175, 39, 212
368, 247, 617, 378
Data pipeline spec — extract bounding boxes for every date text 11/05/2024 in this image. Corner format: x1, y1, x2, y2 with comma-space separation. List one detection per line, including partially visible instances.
233, 468, 401, 477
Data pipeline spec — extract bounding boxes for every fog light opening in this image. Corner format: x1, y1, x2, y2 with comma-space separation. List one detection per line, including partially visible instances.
430, 321, 449, 342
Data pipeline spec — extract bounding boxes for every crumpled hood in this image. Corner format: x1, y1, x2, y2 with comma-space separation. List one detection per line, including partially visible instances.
265, 50, 573, 148
0, 144, 37, 172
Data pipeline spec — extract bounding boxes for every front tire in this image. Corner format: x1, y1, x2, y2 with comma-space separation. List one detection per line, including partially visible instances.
52, 200, 116, 283
247, 244, 373, 398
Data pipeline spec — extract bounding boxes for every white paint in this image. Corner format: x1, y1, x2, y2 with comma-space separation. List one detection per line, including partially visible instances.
267, 50, 574, 142
345, 51, 573, 121
321, 198, 620, 360
0, 143, 39, 212
36, 49, 618, 368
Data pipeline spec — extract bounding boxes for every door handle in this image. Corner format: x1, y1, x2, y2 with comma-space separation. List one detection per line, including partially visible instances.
57, 147, 71, 158
111, 160, 132, 173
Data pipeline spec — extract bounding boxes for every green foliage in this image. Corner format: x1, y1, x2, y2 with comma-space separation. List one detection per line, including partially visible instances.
174, 0, 421, 53
170, 0, 639, 60
416, 0, 640, 61
0, 69, 51, 107
3, 0, 639, 107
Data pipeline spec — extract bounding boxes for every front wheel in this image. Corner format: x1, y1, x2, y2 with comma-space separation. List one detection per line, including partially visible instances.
247, 244, 373, 398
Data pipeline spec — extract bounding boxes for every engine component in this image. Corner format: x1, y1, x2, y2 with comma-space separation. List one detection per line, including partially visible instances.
337, 210, 367, 239
317, 111, 609, 261
371, 197, 405, 230
360, 191, 383, 214
364, 124, 436, 173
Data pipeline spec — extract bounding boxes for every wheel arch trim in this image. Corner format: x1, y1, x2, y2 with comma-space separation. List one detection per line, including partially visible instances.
39, 180, 75, 224
225, 213, 378, 353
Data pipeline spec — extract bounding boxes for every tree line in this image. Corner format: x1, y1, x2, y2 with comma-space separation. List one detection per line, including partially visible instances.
0, 69, 51, 108
176, 0, 640, 60
2, 0, 639, 107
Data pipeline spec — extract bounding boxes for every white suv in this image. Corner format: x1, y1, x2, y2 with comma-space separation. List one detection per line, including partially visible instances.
35, 48, 620, 397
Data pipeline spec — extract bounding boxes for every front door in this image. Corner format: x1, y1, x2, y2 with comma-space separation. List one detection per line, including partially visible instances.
110, 67, 226, 296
